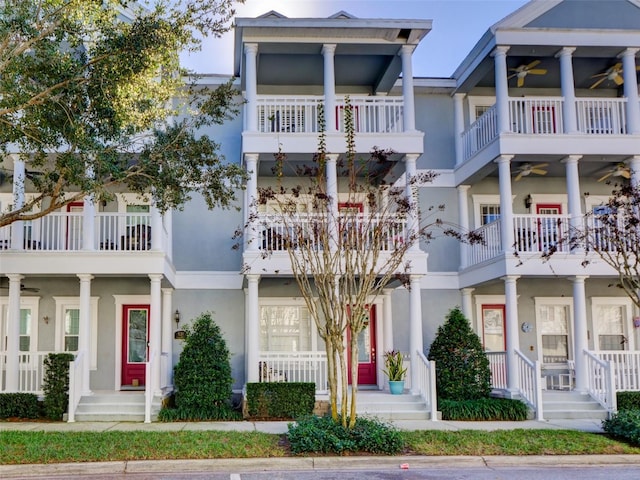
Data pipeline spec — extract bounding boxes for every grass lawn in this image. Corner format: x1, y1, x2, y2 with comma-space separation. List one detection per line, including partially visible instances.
1, 429, 639, 465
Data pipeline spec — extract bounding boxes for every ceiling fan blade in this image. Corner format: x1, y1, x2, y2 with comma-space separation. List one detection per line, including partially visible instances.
525, 60, 541, 69
514, 172, 524, 182
532, 163, 549, 168
530, 169, 548, 176
590, 77, 607, 89
527, 69, 547, 75
507, 73, 518, 80
598, 171, 614, 182
613, 74, 624, 86
620, 169, 631, 179
517, 76, 525, 88
590, 72, 608, 78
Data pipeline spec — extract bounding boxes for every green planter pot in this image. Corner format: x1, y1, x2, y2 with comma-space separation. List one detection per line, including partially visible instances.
389, 380, 405, 395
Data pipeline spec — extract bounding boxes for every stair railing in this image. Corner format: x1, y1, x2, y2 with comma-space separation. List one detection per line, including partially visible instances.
414, 351, 438, 421
515, 349, 544, 420
145, 349, 156, 423
67, 351, 85, 423
584, 349, 617, 413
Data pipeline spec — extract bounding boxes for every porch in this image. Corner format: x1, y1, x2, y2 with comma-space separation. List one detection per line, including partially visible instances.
461, 97, 639, 162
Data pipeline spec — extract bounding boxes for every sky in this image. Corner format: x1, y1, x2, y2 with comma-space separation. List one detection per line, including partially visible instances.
180, 0, 530, 78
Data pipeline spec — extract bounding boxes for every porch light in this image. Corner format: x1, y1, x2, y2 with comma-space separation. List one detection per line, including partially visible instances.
174, 309, 180, 326
524, 194, 533, 209
42, 316, 49, 324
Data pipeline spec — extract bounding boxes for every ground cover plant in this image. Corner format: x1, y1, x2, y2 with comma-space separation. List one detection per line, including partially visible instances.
602, 410, 640, 446
1, 428, 640, 464
438, 398, 528, 421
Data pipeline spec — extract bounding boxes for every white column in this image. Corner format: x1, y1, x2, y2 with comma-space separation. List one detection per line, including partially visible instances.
400, 45, 416, 132
322, 44, 337, 133
460, 288, 475, 326
571, 275, 589, 393
161, 288, 173, 388
82, 196, 96, 251
326, 154, 339, 250
453, 93, 465, 166
496, 155, 515, 253
409, 275, 423, 394
245, 275, 260, 383
557, 47, 578, 134
457, 185, 471, 268
404, 154, 420, 251
149, 274, 162, 396
10, 158, 25, 249
245, 153, 259, 251
164, 210, 173, 260
5, 274, 23, 391
492, 46, 511, 133
563, 155, 583, 251
382, 289, 394, 354
77, 274, 94, 396
150, 204, 162, 251
503, 275, 520, 393
244, 43, 258, 132
621, 48, 640, 135
629, 155, 640, 187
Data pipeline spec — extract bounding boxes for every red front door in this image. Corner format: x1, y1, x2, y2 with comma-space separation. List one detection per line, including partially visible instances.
348, 305, 377, 385
121, 305, 149, 387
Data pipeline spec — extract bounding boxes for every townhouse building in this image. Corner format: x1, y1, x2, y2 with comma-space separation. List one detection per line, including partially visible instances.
1, 0, 639, 421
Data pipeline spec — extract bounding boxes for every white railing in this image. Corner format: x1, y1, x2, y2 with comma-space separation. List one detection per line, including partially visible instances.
257, 351, 328, 393
594, 351, 640, 392
462, 104, 498, 160
486, 351, 508, 390
468, 220, 501, 264
18, 352, 54, 394
414, 351, 438, 421
161, 351, 171, 391
585, 350, 617, 413
67, 351, 84, 423
512, 214, 572, 254
509, 97, 564, 135
576, 98, 627, 135
97, 213, 152, 251
515, 349, 543, 420
335, 96, 404, 133
0, 353, 5, 390
258, 213, 406, 253
145, 350, 155, 423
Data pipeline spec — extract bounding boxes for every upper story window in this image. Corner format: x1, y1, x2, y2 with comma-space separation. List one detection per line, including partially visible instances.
480, 205, 500, 225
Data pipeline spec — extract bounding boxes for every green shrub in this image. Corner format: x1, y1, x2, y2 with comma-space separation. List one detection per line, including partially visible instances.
427, 307, 491, 400
42, 353, 75, 421
438, 397, 529, 421
0, 393, 40, 419
246, 382, 315, 419
287, 415, 403, 455
617, 391, 640, 411
159, 312, 235, 421
603, 410, 640, 446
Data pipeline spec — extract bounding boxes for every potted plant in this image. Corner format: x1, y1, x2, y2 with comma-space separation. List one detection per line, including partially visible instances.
383, 350, 407, 394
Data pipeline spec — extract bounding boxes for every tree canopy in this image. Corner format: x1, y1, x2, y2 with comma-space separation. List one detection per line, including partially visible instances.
0, 0, 246, 227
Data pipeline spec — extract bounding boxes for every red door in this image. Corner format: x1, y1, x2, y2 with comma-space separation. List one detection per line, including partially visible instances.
66, 202, 83, 250
121, 305, 149, 388
347, 305, 377, 385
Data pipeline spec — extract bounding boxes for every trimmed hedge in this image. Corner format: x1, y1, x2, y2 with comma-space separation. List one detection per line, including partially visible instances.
439, 397, 529, 421
603, 410, 640, 446
42, 353, 75, 421
245, 382, 315, 419
0, 393, 40, 419
287, 415, 403, 455
617, 391, 640, 411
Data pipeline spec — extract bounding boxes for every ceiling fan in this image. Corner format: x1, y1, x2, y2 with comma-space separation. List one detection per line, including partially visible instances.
514, 163, 549, 181
508, 60, 547, 87
590, 63, 640, 89
0, 168, 43, 187
0, 280, 40, 293
597, 163, 631, 182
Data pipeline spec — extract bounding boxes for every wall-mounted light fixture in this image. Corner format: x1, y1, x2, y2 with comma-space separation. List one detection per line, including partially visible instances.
174, 309, 181, 326
524, 194, 533, 209
43, 316, 49, 324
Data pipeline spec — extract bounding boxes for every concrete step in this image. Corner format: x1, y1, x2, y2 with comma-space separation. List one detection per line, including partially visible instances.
346, 392, 434, 421
542, 391, 609, 420
66, 392, 160, 422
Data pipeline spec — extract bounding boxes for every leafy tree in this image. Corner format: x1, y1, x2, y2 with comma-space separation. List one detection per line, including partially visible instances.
428, 307, 491, 400
170, 312, 235, 420
0, 0, 246, 227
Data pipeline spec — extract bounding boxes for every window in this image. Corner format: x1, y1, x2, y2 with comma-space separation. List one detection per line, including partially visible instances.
475, 105, 492, 119
472, 195, 503, 229
0, 297, 39, 352
64, 308, 80, 351
592, 298, 632, 351
538, 302, 571, 364
480, 205, 500, 225
260, 305, 311, 352
19, 309, 31, 351
481, 305, 505, 351
54, 297, 99, 369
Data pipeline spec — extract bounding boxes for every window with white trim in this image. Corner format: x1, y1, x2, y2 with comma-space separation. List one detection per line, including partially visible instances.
0, 297, 39, 352
536, 300, 572, 364
54, 297, 99, 369
480, 205, 500, 225
260, 305, 311, 352
592, 298, 633, 351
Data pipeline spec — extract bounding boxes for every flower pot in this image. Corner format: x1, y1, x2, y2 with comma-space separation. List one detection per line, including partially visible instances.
389, 380, 405, 395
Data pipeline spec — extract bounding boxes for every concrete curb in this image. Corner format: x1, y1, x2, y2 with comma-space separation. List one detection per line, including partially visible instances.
3, 455, 640, 478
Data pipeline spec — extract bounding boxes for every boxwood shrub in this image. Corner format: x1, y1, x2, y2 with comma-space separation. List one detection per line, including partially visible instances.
617, 391, 640, 411
438, 397, 529, 421
603, 410, 640, 446
246, 382, 315, 419
0, 393, 40, 419
42, 353, 75, 421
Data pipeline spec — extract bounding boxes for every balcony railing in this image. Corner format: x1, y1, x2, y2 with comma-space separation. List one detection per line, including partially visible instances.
257, 213, 406, 252
0, 212, 162, 252
255, 95, 404, 134
461, 96, 632, 161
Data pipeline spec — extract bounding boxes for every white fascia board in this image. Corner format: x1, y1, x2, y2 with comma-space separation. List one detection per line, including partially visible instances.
494, 29, 640, 48
175, 271, 243, 289
489, 0, 562, 31
420, 272, 459, 290
394, 169, 456, 188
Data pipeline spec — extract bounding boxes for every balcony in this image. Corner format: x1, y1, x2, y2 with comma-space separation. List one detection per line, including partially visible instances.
461, 97, 635, 162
